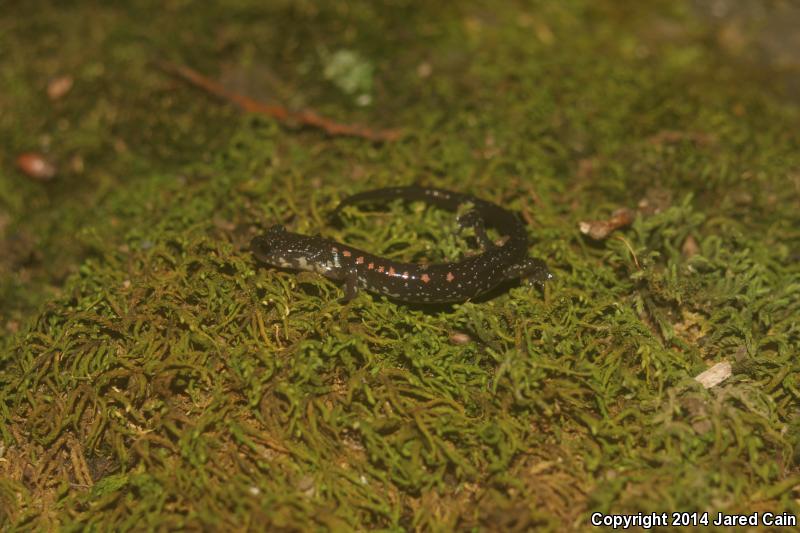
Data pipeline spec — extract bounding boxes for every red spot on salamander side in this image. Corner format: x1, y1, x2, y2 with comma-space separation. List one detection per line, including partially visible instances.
356, 256, 364, 264
446, 272, 455, 282
368, 262, 375, 269
388, 266, 396, 276
420, 273, 431, 283
378, 266, 385, 273
342, 250, 352, 257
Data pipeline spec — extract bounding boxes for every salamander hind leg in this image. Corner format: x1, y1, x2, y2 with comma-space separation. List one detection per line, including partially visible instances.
504, 257, 552, 286
457, 209, 494, 251
339, 266, 360, 303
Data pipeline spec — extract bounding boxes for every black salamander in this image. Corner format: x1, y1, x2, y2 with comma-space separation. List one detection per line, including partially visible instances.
251, 186, 551, 303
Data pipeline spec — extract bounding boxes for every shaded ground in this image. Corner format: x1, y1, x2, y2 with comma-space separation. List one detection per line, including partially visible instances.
1, 0, 799, 530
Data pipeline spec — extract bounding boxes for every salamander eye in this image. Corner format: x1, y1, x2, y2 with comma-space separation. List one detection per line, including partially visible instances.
250, 236, 270, 255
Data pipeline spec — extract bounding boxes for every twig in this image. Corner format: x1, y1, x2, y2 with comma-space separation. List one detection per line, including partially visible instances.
158, 61, 402, 142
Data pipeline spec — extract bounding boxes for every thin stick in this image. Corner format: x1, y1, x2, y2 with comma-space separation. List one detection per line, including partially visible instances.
159, 61, 402, 142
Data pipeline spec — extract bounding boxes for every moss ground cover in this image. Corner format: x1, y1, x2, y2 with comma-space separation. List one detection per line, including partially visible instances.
1, 1, 799, 530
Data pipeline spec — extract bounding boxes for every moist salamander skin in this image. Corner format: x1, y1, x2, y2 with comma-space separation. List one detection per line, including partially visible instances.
251, 186, 552, 303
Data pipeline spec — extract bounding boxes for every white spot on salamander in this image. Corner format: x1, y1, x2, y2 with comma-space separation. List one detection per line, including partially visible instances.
314, 261, 335, 274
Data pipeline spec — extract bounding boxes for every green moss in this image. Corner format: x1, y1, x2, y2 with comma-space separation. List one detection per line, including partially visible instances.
1, 0, 799, 530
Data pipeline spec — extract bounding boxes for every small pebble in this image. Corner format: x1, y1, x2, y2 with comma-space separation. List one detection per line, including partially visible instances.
449, 332, 472, 345
682, 235, 700, 258
417, 62, 432, 78
47, 75, 73, 100
16, 152, 57, 181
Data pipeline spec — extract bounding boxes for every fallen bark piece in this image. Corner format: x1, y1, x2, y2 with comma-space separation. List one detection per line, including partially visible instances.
579, 208, 634, 240
694, 361, 732, 389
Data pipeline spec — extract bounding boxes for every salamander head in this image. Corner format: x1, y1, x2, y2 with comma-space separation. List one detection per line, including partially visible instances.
251, 224, 326, 271
504, 257, 553, 286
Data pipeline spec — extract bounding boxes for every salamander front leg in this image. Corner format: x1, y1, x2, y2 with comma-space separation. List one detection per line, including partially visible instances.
339, 266, 360, 303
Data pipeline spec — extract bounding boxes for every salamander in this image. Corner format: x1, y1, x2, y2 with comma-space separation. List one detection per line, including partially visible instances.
251, 186, 551, 303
